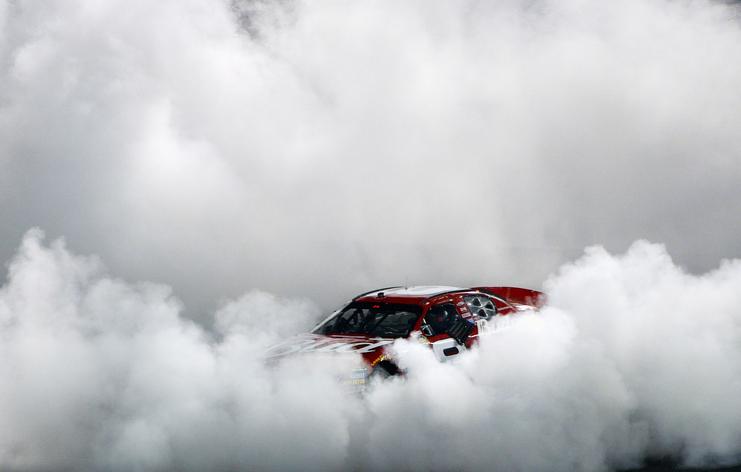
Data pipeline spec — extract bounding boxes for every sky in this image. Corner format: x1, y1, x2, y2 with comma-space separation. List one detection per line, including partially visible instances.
1, 0, 741, 470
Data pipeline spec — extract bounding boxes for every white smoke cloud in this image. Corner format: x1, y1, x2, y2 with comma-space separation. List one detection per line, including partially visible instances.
0, 230, 360, 471
1, 0, 740, 317
2, 230, 741, 471
366, 240, 741, 471
2, 0, 741, 469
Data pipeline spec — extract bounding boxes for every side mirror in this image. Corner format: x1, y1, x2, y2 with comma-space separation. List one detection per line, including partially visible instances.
420, 324, 434, 337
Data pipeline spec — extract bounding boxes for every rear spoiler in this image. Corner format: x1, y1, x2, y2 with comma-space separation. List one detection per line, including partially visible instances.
472, 286, 546, 309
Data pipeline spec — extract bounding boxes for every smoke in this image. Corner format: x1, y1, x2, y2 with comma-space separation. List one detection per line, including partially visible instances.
2, 230, 741, 471
370, 241, 741, 471
0, 229, 360, 471
1, 0, 740, 317
2, 0, 741, 469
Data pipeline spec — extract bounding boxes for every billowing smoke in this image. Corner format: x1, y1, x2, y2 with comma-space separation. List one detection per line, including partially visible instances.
0, 230, 360, 471
2, 0, 741, 469
2, 231, 741, 471
1, 0, 740, 317
379, 242, 741, 471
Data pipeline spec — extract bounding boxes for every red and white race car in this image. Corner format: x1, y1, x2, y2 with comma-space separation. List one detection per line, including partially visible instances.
267, 285, 544, 381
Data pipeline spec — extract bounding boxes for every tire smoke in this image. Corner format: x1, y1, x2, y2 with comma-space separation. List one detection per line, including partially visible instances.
2, 0, 741, 469
2, 231, 740, 471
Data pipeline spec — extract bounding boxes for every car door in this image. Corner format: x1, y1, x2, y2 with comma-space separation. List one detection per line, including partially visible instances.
422, 302, 472, 361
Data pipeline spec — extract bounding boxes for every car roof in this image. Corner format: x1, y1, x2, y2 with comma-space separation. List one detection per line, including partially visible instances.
353, 285, 469, 304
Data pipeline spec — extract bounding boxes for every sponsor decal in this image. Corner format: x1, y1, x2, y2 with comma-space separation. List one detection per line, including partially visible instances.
266, 335, 395, 358
371, 354, 389, 367
346, 367, 369, 386
476, 315, 514, 336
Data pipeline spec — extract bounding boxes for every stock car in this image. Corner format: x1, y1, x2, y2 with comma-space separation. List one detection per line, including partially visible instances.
266, 286, 544, 381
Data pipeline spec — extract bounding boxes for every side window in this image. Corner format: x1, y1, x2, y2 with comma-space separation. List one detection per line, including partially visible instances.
423, 303, 458, 335
328, 307, 369, 334
463, 295, 497, 320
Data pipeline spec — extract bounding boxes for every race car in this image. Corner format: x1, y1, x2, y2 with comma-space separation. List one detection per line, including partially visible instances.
266, 285, 544, 380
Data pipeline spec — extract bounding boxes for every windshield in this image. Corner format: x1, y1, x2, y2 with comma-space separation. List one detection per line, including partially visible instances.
313, 302, 422, 338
